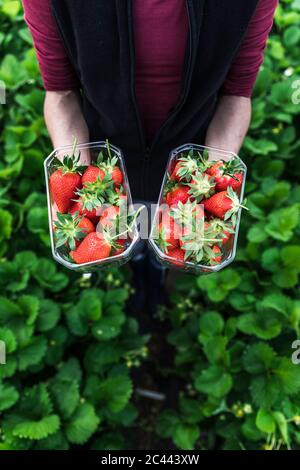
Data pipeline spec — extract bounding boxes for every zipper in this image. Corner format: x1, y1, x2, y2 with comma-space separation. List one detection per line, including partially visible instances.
127, 0, 148, 199
127, 0, 196, 200
148, 0, 194, 154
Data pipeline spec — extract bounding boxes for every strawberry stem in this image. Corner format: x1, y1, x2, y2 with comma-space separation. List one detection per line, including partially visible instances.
106, 139, 112, 160
71, 137, 78, 158
110, 206, 144, 241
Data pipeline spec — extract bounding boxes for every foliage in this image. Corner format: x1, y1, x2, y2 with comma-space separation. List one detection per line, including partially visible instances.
0, 0, 300, 451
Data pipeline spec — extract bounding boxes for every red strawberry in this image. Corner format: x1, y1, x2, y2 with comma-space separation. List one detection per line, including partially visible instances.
70, 232, 111, 264
49, 156, 83, 213
111, 167, 124, 186
215, 173, 243, 192
206, 159, 243, 192
203, 187, 246, 221
206, 218, 235, 245
54, 212, 95, 250
70, 200, 99, 224
188, 171, 216, 201
78, 217, 95, 239
206, 161, 223, 177
170, 154, 200, 182
97, 140, 124, 186
113, 238, 127, 256
99, 205, 120, 229
82, 166, 105, 186
157, 213, 181, 252
167, 247, 186, 267
165, 185, 191, 207
211, 245, 222, 263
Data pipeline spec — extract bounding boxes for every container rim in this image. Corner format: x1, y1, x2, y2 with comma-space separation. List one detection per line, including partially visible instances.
148, 143, 247, 273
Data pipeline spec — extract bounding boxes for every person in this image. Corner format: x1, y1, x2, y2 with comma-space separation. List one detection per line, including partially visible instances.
22, 0, 278, 314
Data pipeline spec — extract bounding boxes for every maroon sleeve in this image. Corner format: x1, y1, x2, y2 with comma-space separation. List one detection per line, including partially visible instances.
22, 0, 80, 91
222, 0, 278, 98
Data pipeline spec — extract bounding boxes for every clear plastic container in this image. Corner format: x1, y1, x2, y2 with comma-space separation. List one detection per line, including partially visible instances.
44, 141, 140, 272
148, 143, 247, 273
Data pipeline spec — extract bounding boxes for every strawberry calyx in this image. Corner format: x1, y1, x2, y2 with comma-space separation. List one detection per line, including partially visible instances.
75, 174, 114, 210
224, 187, 248, 223
207, 218, 235, 244
169, 200, 203, 227
52, 138, 87, 175
54, 211, 89, 250
173, 154, 200, 181
188, 171, 216, 201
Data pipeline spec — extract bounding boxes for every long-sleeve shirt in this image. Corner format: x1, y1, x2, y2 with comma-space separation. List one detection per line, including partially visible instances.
22, 0, 278, 140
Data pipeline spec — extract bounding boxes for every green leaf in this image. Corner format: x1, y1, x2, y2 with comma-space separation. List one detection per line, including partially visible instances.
92, 306, 126, 341
66, 403, 100, 445
173, 423, 200, 450
18, 336, 47, 371
262, 247, 280, 272
284, 25, 300, 46
13, 415, 60, 441
0, 209, 13, 243
238, 313, 282, 340
266, 205, 299, 242
199, 312, 224, 337
275, 358, 300, 395
97, 374, 133, 413
36, 299, 60, 332
0, 54, 28, 89
256, 409, 276, 433
0, 327, 17, 353
17, 295, 39, 325
272, 412, 289, 446
195, 365, 232, 398
33, 259, 68, 292
273, 268, 298, 289
0, 384, 19, 411
251, 376, 281, 408
281, 245, 300, 272
243, 343, 277, 375
156, 410, 180, 439
50, 380, 80, 420
247, 222, 268, 243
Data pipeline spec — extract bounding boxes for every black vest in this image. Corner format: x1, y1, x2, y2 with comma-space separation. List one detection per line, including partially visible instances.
51, 0, 259, 201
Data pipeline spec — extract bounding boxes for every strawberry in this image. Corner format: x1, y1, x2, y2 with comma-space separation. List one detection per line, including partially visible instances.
72, 173, 115, 223
108, 187, 128, 206
206, 159, 244, 192
82, 166, 105, 186
96, 140, 124, 186
113, 238, 127, 256
49, 154, 85, 213
70, 232, 111, 264
167, 247, 186, 267
206, 218, 235, 245
203, 187, 247, 223
70, 200, 99, 224
157, 213, 181, 253
54, 212, 94, 250
165, 185, 191, 207
99, 205, 120, 229
170, 155, 200, 182
188, 171, 216, 202
206, 161, 223, 177
211, 245, 222, 263
170, 200, 204, 228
